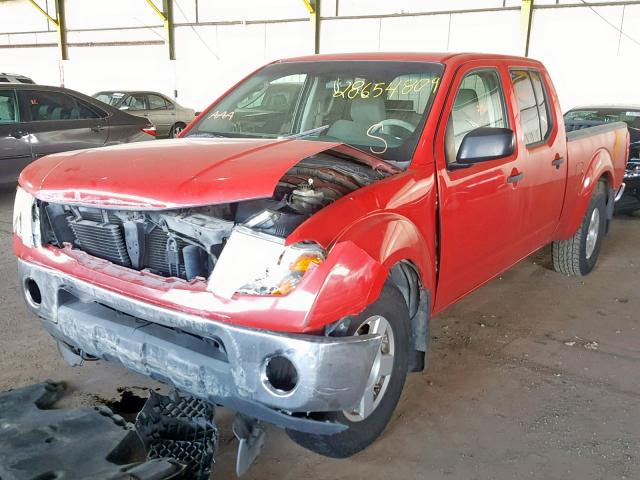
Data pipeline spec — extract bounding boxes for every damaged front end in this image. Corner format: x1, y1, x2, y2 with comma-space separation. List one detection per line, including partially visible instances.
14, 148, 393, 434
36, 152, 386, 294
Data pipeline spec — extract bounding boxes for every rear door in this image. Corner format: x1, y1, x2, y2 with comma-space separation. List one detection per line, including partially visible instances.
18, 89, 109, 159
0, 88, 32, 184
145, 94, 175, 136
509, 68, 567, 249
434, 62, 527, 311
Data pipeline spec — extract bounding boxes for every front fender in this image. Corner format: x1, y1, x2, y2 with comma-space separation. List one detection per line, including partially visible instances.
303, 213, 435, 331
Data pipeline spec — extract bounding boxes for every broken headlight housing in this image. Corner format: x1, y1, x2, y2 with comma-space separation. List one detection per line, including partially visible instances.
13, 186, 38, 248
237, 244, 324, 296
207, 226, 325, 298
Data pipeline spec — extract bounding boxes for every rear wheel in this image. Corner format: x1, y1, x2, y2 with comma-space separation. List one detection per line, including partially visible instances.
169, 122, 186, 138
552, 181, 607, 276
286, 284, 410, 458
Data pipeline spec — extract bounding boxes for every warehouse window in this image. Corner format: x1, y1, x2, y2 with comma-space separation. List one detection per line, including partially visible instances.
510, 69, 552, 145
445, 69, 508, 165
0, 91, 18, 123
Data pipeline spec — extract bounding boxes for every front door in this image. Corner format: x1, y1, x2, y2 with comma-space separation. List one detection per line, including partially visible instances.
0, 89, 32, 185
434, 62, 526, 311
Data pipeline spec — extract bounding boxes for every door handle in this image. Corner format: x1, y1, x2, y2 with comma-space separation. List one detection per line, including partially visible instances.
9, 131, 26, 139
507, 172, 524, 184
552, 156, 565, 169
91, 125, 106, 133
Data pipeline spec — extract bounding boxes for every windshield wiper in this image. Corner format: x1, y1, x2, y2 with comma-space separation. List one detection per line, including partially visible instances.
184, 131, 229, 138
279, 125, 330, 140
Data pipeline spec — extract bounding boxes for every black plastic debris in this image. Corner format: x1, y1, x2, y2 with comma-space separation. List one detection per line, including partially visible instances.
0, 381, 218, 480
135, 390, 218, 480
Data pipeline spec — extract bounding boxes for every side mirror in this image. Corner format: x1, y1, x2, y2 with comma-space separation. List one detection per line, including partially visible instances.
456, 127, 515, 165
119, 105, 129, 111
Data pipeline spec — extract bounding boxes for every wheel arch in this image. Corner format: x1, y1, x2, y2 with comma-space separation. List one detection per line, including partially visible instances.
556, 147, 616, 240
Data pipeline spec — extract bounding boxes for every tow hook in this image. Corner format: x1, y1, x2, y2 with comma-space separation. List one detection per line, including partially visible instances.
233, 413, 266, 476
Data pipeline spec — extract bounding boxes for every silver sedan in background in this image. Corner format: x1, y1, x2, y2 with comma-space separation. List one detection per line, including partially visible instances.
93, 91, 196, 138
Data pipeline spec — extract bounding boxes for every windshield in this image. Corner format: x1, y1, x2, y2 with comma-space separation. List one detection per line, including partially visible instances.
94, 92, 127, 107
185, 61, 444, 165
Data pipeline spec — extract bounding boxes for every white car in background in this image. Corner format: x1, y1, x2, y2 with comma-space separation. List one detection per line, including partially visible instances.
93, 90, 196, 138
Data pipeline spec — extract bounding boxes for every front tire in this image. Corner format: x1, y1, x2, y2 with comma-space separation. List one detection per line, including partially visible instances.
552, 181, 607, 276
286, 284, 410, 458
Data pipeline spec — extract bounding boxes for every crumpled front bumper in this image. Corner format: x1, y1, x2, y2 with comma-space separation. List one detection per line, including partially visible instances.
18, 259, 382, 435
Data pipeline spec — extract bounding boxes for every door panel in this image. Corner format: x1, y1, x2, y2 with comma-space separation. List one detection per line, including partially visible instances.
434, 63, 526, 312
0, 89, 32, 184
19, 89, 108, 159
510, 69, 567, 250
146, 94, 174, 136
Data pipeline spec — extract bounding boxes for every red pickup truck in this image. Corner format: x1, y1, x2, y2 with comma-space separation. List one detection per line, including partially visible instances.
14, 53, 628, 459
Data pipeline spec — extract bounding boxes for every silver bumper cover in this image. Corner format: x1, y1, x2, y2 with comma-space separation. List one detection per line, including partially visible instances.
18, 259, 382, 434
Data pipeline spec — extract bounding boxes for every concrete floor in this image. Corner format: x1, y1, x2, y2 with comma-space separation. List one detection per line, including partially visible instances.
1, 189, 639, 480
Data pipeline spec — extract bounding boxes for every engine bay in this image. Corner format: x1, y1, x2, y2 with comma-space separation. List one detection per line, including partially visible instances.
39, 153, 389, 281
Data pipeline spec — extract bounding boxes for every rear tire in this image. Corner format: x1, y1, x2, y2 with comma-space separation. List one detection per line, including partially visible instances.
286, 284, 410, 458
169, 123, 186, 138
552, 181, 607, 276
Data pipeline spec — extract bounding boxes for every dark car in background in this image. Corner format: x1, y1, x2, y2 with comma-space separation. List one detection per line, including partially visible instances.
0, 84, 155, 187
565, 106, 640, 214
93, 91, 195, 138
0, 73, 35, 84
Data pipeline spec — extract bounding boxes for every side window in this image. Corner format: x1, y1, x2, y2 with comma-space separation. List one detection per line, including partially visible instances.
147, 94, 168, 110
529, 70, 551, 140
510, 69, 552, 145
445, 69, 508, 165
123, 94, 147, 111
0, 90, 18, 123
74, 98, 103, 119
21, 90, 98, 121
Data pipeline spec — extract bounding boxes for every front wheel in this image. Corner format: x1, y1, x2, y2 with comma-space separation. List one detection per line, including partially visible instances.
286, 284, 410, 458
552, 181, 607, 276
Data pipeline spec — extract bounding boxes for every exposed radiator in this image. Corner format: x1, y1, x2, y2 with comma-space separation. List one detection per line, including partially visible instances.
66, 213, 188, 279
68, 219, 132, 267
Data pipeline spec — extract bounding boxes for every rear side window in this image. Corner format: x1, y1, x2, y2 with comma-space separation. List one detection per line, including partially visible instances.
123, 93, 147, 111
147, 94, 168, 110
0, 90, 19, 123
445, 69, 508, 165
20, 90, 100, 121
510, 69, 552, 145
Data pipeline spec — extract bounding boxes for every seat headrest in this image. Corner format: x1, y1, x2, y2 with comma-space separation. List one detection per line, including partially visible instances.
350, 97, 385, 124
454, 89, 479, 111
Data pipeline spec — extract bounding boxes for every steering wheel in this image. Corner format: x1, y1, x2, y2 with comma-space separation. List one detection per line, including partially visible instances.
370, 119, 415, 139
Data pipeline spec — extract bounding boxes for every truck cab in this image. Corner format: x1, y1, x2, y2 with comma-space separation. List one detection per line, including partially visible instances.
13, 53, 628, 460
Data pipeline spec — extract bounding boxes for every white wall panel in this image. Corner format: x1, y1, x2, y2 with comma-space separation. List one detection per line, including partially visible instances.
528, 6, 629, 110
197, 0, 308, 22
0, 0, 54, 33
320, 18, 380, 52
337, 0, 506, 16
65, 0, 160, 29
0, 46, 60, 85
448, 10, 521, 55
3, 0, 640, 118
379, 15, 451, 52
